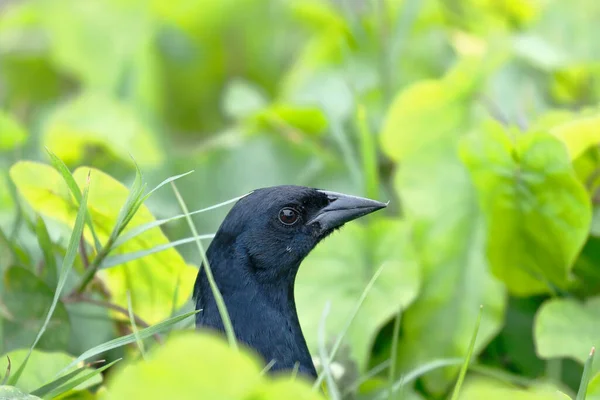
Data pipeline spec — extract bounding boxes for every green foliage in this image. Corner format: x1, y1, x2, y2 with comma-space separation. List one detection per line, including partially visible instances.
1, 0, 600, 398
298, 219, 420, 370
534, 298, 600, 369
461, 122, 591, 295
0, 349, 102, 393
9, 161, 196, 324
104, 332, 325, 400
2, 267, 70, 353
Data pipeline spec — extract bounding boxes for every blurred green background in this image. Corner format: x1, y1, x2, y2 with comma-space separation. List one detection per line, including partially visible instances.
1, 0, 600, 399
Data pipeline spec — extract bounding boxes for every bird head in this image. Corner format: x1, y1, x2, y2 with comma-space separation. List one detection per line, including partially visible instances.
212, 185, 388, 284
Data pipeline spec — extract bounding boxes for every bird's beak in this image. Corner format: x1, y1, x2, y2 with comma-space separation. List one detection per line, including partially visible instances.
307, 190, 388, 232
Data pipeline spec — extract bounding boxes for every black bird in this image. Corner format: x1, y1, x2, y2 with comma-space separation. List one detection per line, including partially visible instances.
193, 185, 387, 379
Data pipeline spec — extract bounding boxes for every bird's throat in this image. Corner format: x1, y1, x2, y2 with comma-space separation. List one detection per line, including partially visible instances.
193, 257, 317, 379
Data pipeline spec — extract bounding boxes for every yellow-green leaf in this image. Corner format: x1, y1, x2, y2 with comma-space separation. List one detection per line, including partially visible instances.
0, 111, 28, 151
42, 93, 164, 167
103, 332, 325, 400
9, 161, 195, 324
297, 219, 420, 371
534, 297, 600, 372
550, 114, 600, 160
460, 122, 592, 295
0, 349, 102, 393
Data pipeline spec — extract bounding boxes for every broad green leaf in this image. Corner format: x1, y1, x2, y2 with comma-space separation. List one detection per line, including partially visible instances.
222, 78, 268, 119
394, 142, 506, 395
587, 372, 600, 400
1, 267, 70, 354
458, 378, 571, 400
104, 332, 325, 400
0, 386, 41, 400
9, 161, 196, 324
534, 297, 600, 371
380, 79, 469, 161
380, 57, 486, 162
0, 349, 101, 393
253, 378, 324, 400
0, 111, 27, 151
254, 104, 328, 136
39, 0, 153, 91
297, 219, 420, 371
64, 302, 116, 359
550, 114, 600, 160
42, 93, 163, 167
460, 122, 592, 295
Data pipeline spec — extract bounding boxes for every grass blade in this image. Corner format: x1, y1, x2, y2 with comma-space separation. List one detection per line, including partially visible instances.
1, 356, 10, 385
356, 105, 380, 200
112, 160, 145, 238
577, 347, 596, 400
57, 310, 199, 376
313, 262, 387, 391
46, 149, 102, 252
171, 182, 238, 350
342, 359, 391, 396
317, 301, 340, 400
35, 215, 58, 285
100, 234, 215, 269
112, 195, 244, 250
450, 305, 483, 400
43, 359, 120, 399
375, 358, 464, 400
9, 172, 91, 385
76, 161, 145, 293
127, 292, 147, 360
140, 170, 194, 203
387, 308, 402, 400
31, 364, 91, 397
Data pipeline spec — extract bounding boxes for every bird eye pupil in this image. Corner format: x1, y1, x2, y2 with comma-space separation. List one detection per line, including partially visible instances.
279, 208, 299, 225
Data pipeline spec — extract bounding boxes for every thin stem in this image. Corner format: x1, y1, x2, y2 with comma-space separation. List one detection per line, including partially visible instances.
171, 182, 238, 350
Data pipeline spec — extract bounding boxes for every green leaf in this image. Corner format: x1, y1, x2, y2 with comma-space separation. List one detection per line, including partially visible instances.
0, 386, 41, 399
534, 297, 600, 371
380, 57, 485, 162
551, 114, 600, 161
587, 371, 600, 400
104, 332, 324, 400
297, 219, 420, 371
254, 104, 328, 136
2, 267, 70, 354
42, 93, 164, 167
460, 122, 592, 295
394, 142, 506, 395
222, 78, 268, 119
9, 161, 196, 324
0, 349, 101, 394
0, 111, 27, 151
458, 377, 572, 400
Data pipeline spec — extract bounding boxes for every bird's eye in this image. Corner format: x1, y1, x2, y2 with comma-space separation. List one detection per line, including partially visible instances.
279, 207, 300, 226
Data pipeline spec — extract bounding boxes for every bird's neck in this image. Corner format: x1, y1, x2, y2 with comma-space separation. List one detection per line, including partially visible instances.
194, 244, 316, 378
